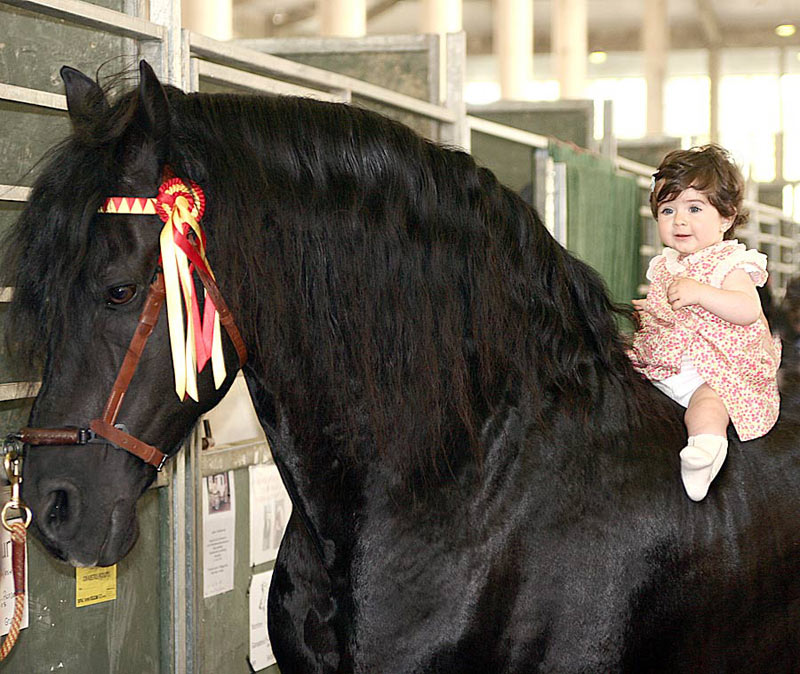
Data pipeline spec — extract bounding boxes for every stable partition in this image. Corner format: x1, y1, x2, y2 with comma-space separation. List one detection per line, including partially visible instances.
190, 32, 467, 147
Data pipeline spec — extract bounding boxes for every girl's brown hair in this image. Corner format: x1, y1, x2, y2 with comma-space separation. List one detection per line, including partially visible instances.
650, 143, 748, 238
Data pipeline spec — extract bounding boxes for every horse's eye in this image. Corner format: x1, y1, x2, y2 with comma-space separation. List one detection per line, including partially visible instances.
106, 284, 137, 306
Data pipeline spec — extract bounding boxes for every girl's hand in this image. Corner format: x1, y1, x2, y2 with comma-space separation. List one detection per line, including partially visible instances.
666, 270, 760, 325
632, 298, 648, 313
667, 277, 704, 310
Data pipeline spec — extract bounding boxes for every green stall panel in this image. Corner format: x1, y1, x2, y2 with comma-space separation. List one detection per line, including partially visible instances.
549, 140, 641, 305
0, 485, 171, 673
469, 130, 536, 195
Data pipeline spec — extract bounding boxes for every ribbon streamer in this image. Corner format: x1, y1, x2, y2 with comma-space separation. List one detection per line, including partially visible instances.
100, 175, 226, 401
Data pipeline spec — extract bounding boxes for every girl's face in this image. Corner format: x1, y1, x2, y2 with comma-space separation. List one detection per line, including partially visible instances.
656, 185, 733, 256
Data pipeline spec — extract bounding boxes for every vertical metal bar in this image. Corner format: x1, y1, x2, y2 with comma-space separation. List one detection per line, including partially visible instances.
149, 0, 183, 85
189, 54, 201, 93
172, 438, 187, 674
601, 99, 616, 159
552, 161, 568, 247
171, 425, 203, 674
181, 29, 193, 91
533, 147, 549, 216
443, 32, 468, 150
158, 477, 174, 674
189, 424, 204, 674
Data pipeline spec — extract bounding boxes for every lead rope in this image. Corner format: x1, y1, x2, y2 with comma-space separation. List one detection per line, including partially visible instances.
0, 443, 31, 662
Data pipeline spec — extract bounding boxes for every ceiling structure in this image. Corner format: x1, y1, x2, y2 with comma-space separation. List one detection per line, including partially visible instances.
233, 0, 800, 56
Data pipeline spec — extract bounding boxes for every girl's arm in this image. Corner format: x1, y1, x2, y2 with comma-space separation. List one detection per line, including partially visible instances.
666, 268, 761, 325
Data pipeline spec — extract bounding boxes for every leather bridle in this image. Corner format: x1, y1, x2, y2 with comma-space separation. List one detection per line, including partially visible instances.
9, 205, 247, 471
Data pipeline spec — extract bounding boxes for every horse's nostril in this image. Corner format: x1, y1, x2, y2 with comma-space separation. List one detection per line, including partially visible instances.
38, 481, 81, 543
47, 489, 70, 529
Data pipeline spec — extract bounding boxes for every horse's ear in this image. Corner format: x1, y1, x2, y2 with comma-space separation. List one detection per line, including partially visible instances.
136, 60, 170, 157
60, 66, 108, 129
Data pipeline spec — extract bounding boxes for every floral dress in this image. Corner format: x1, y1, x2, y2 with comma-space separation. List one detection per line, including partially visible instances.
629, 240, 780, 441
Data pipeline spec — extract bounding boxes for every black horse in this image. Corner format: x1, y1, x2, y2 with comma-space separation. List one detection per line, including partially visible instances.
2, 61, 799, 672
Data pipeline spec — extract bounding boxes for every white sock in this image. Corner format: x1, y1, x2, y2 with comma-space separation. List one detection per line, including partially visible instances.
679, 434, 728, 502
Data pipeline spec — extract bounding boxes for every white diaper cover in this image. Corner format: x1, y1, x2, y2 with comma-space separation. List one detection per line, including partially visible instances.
652, 356, 705, 408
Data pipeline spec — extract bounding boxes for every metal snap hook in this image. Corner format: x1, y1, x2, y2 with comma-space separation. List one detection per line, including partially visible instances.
1, 446, 32, 531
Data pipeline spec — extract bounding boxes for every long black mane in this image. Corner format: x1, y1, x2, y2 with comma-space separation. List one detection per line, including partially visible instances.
2, 83, 660, 476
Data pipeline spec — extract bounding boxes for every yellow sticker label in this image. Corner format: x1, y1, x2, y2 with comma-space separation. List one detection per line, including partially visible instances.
75, 565, 117, 607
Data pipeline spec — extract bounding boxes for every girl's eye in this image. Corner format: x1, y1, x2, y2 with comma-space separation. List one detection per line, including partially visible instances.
106, 284, 137, 306
689, 205, 701, 213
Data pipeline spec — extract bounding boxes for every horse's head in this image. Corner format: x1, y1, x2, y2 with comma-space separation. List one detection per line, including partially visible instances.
5, 62, 243, 566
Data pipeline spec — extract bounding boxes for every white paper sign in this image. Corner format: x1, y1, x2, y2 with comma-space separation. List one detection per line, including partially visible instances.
249, 464, 292, 567
202, 471, 236, 598
0, 522, 28, 636
249, 570, 276, 670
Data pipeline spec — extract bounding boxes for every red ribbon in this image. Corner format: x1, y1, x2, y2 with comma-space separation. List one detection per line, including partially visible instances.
155, 177, 217, 377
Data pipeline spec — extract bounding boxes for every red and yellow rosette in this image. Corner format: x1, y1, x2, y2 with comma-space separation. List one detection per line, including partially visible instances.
155, 177, 225, 401
99, 175, 226, 401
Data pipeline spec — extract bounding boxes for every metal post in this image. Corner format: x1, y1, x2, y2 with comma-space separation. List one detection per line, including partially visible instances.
552, 161, 568, 247
533, 147, 550, 217
148, 0, 183, 85
443, 32, 468, 150
188, 426, 203, 674
172, 440, 187, 674
601, 99, 617, 159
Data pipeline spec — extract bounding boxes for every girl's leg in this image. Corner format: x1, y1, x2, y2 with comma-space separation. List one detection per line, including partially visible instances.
680, 384, 729, 501
684, 384, 729, 437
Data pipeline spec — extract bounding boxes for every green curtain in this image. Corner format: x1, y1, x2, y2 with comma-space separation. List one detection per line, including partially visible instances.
549, 140, 641, 305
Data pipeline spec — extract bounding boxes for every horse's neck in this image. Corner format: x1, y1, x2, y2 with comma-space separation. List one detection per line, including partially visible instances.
243, 369, 358, 570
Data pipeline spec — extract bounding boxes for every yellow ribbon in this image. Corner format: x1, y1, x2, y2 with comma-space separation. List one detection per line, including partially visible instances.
159, 195, 226, 401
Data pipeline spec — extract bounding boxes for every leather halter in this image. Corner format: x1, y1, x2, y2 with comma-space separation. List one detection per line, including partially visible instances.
13, 236, 247, 471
